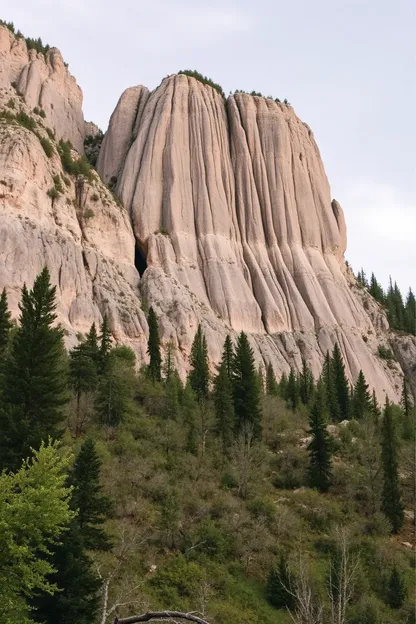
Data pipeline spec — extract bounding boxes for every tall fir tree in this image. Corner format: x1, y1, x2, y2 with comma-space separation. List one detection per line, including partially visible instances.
331, 343, 350, 421
285, 367, 299, 411
278, 372, 288, 399
95, 353, 133, 426
69, 342, 98, 436
381, 400, 404, 533
0, 288, 11, 390
321, 351, 340, 422
232, 332, 262, 440
307, 380, 332, 492
266, 363, 279, 396
188, 325, 209, 402
163, 341, 175, 382
213, 361, 234, 458
84, 322, 100, 368
98, 314, 112, 373
371, 389, 381, 419
369, 272, 385, 303
351, 370, 372, 419
400, 378, 413, 440
0, 268, 68, 472
221, 334, 234, 380
147, 307, 162, 382
404, 288, 416, 335
266, 553, 295, 610
69, 437, 112, 551
386, 566, 407, 609
299, 357, 314, 406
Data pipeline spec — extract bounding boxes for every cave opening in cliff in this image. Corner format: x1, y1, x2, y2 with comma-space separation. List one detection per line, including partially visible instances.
135, 244, 147, 277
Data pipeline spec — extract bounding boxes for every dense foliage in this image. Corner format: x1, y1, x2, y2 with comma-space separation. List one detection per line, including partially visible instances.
178, 70, 225, 98
0, 271, 414, 624
0, 19, 51, 57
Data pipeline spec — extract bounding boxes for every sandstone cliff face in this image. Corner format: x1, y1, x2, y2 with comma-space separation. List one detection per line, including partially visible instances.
98, 74, 405, 400
0, 62, 411, 401
0, 25, 84, 152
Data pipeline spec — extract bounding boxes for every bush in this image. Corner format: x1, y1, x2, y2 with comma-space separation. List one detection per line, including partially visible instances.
33, 107, 40, 115
178, 70, 225, 98
377, 345, 395, 361
15, 111, 36, 131
47, 187, 59, 200
46, 127, 55, 141
91, 193, 99, 202
39, 109, 46, 119
6, 99, 15, 109
52, 175, 64, 194
39, 137, 53, 158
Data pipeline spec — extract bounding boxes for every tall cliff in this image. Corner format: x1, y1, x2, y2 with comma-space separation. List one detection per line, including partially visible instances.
0, 25, 413, 401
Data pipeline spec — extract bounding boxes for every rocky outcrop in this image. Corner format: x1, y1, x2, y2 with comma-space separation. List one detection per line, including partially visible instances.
0, 25, 84, 152
98, 74, 403, 400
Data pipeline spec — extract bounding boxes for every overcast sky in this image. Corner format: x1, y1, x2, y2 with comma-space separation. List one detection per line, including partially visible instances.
8, 0, 415, 294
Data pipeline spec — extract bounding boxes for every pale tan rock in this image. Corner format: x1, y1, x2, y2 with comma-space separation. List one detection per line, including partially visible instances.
0, 25, 84, 152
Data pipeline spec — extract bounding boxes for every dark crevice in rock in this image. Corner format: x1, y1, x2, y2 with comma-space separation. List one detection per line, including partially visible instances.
135, 243, 147, 277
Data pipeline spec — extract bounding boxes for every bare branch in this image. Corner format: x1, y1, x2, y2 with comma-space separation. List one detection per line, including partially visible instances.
114, 611, 211, 624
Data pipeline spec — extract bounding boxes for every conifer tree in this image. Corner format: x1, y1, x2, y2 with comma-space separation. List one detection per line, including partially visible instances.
299, 357, 314, 405
188, 325, 209, 402
84, 322, 100, 368
98, 314, 112, 372
221, 334, 234, 380
371, 389, 381, 418
404, 288, 416, 335
351, 370, 372, 419
321, 350, 340, 422
0, 268, 68, 472
266, 553, 295, 610
285, 367, 299, 411
213, 361, 234, 457
400, 378, 413, 440
266, 363, 279, 396
69, 437, 112, 551
0, 288, 11, 389
331, 343, 350, 420
147, 307, 162, 382
386, 566, 407, 609
232, 331, 262, 440
369, 272, 385, 303
95, 353, 133, 426
163, 341, 175, 382
307, 380, 332, 492
381, 400, 404, 533
69, 343, 98, 435
278, 372, 288, 399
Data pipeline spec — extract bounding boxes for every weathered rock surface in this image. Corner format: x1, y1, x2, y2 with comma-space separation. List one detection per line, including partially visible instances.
98, 74, 403, 400
0, 63, 410, 401
0, 25, 84, 152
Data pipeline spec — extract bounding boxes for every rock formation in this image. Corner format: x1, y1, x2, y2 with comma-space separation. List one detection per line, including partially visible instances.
0, 27, 413, 401
0, 25, 84, 151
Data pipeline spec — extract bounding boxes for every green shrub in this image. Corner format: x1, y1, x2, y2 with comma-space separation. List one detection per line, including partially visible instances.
178, 69, 225, 98
46, 127, 55, 141
6, 99, 15, 109
52, 175, 64, 194
39, 137, 53, 158
39, 109, 46, 119
15, 111, 36, 131
84, 208, 94, 219
377, 345, 395, 361
91, 192, 99, 202
47, 187, 59, 200
33, 106, 40, 115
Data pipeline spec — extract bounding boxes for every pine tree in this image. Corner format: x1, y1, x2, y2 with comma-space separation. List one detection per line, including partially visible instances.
351, 370, 372, 419
278, 372, 288, 399
369, 272, 385, 303
381, 400, 404, 533
188, 325, 209, 402
0, 268, 68, 472
31, 522, 101, 624
299, 357, 314, 405
0, 288, 11, 390
69, 438, 111, 551
266, 363, 279, 396
371, 389, 381, 418
307, 380, 332, 492
266, 553, 295, 610
285, 367, 299, 411
400, 378, 413, 440
331, 343, 350, 421
221, 334, 234, 380
404, 288, 416, 335
147, 307, 162, 382
163, 341, 175, 382
321, 351, 340, 422
84, 322, 100, 368
69, 343, 98, 435
213, 361, 234, 457
386, 566, 407, 609
99, 314, 112, 372
232, 332, 262, 440
95, 353, 133, 426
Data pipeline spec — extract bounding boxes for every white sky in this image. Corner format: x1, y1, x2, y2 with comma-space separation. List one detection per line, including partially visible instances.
7, 0, 416, 295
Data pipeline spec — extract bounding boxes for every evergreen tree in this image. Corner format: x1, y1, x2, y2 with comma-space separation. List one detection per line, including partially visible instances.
69, 342, 98, 435
278, 372, 288, 399
371, 389, 381, 418
299, 357, 314, 405
84, 322, 100, 368
285, 367, 299, 411
221, 334, 234, 380
0, 268, 68, 472
331, 343, 350, 421
98, 314, 112, 372
400, 378, 413, 440
404, 288, 416, 335
95, 353, 133, 426
69, 437, 112, 551
381, 400, 404, 533
266, 553, 295, 610
0, 288, 11, 389
31, 522, 101, 624
351, 370, 372, 419
266, 363, 279, 396
307, 381, 332, 492
213, 361, 234, 457
188, 325, 209, 402
165, 370, 181, 421
163, 341, 176, 382
386, 566, 407, 609
321, 351, 340, 422
232, 332, 262, 440
369, 272, 385, 303
147, 307, 162, 382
